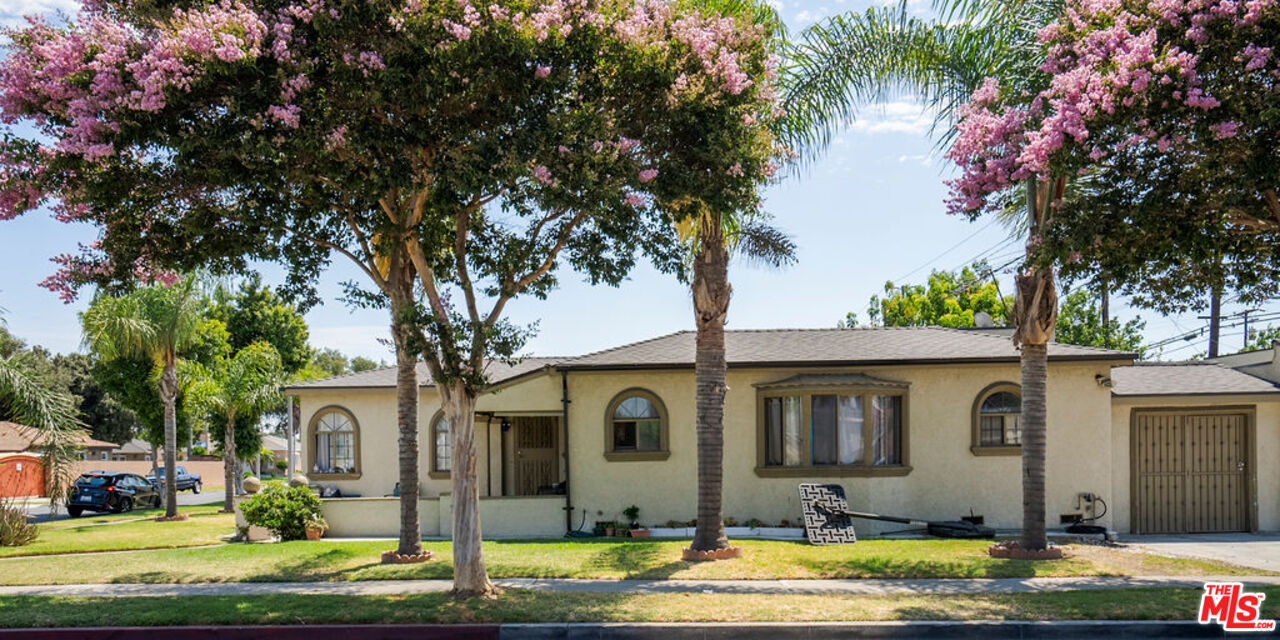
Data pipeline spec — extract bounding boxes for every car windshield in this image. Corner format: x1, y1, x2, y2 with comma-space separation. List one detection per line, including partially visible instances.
76, 475, 113, 487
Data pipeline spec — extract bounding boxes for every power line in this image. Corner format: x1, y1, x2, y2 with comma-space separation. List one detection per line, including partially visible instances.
893, 217, 1002, 283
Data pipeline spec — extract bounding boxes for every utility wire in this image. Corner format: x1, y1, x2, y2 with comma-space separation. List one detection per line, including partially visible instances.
893, 217, 1001, 283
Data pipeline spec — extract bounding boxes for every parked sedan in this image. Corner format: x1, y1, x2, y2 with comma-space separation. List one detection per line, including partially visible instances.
66, 471, 161, 517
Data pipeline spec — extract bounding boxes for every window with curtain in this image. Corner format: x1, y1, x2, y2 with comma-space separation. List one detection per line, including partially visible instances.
972, 386, 1022, 453
761, 386, 905, 473
313, 410, 356, 475
433, 414, 451, 473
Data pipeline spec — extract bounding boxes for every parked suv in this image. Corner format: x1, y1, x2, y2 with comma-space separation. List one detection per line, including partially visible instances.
67, 471, 160, 517
146, 466, 202, 493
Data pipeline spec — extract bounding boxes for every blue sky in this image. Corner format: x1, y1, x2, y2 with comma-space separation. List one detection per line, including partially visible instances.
0, 0, 1271, 363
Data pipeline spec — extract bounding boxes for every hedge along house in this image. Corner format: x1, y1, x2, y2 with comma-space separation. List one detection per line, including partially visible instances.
284, 326, 1280, 539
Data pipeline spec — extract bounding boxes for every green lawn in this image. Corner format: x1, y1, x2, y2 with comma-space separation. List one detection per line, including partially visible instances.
1, 587, 1275, 626
0, 537, 1258, 585
1, 502, 233, 558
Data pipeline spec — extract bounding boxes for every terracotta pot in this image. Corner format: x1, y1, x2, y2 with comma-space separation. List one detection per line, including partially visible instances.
629, 529, 650, 538
305, 528, 324, 541
605, 528, 615, 537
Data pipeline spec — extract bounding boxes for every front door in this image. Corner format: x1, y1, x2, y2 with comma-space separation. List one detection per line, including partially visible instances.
514, 416, 559, 496
1133, 410, 1251, 533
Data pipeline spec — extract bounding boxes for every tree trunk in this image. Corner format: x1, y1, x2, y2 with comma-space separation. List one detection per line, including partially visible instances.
287, 398, 297, 477
1013, 266, 1056, 551
442, 382, 493, 597
159, 360, 179, 518
690, 218, 731, 553
393, 321, 422, 557
223, 414, 237, 512
1020, 341, 1048, 550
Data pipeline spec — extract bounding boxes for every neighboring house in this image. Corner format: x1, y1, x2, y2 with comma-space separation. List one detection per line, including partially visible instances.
1208, 343, 1280, 385
285, 326, 1280, 539
111, 438, 155, 462
0, 421, 119, 461
261, 435, 289, 464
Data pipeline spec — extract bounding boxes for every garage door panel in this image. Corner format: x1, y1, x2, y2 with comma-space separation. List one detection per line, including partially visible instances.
1134, 411, 1250, 535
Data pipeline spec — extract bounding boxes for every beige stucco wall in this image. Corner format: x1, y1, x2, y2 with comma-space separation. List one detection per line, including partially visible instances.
295, 361, 1125, 537
565, 362, 1120, 533
320, 495, 564, 538
1110, 395, 1280, 533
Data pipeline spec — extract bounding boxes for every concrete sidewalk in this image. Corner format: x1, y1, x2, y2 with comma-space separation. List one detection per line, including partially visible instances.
2, 575, 1278, 598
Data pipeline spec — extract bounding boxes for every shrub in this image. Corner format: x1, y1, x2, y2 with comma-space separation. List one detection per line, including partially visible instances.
0, 498, 38, 547
191, 445, 208, 457
274, 459, 287, 472
239, 483, 323, 541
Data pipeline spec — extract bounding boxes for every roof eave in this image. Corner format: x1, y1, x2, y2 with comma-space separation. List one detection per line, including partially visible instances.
558, 354, 1135, 372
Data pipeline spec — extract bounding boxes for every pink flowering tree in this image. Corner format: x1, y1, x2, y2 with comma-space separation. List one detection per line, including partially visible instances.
944, 0, 1280, 544
786, 0, 1067, 551
0, 0, 781, 595
1009, 0, 1280, 313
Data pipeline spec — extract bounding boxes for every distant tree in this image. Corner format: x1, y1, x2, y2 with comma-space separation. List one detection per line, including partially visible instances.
210, 276, 312, 375
1054, 289, 1146, 356
349, 357, 381, 373
82, 278, 207, 518
50, 354, 136, 444
857, 263, 1013, 328
1246, 326, 1280, 353
187, 341, 284, 512
308, 349, 350, 379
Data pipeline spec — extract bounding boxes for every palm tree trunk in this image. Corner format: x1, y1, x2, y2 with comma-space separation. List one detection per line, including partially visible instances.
159, 360, 179, 518
1013, 264, 1057, 551
443, 381, 493, 597
690, 217, 731, 553
393, 322, 422, 557
1019, 341, 1048, 550
223, 414, 237, 512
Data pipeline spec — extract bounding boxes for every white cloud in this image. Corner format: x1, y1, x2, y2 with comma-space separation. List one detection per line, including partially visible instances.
897, 153, 935, 167
848, 101, 934, 136
0, 0, 78, 28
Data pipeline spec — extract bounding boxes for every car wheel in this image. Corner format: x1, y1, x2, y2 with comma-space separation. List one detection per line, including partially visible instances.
192, 481, 201, 494
66, 507, 82, 518
115, 496, 133, 514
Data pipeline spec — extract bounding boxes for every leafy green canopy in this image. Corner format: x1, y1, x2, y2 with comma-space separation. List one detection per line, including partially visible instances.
186, 341, 285, 460
842, 262, 1144, 354
210, 276, 312, 376
850, 262, 1012, 329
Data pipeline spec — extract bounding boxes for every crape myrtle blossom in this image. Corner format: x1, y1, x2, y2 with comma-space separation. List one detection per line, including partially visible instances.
948, 0, 1280, 219
0, 0, 786, 300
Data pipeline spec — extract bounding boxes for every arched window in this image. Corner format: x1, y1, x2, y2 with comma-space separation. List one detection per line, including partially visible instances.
309, 407, 360, 476
431, 413, 451, 476
604, 389, 669, 461
972, 384, 1021, 455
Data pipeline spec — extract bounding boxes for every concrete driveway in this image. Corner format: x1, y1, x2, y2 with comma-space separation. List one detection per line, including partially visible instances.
1122, 532, 1280, 572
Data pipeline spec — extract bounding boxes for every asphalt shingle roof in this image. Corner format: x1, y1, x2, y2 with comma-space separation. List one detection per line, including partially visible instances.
0, 422, 120, 453
286, 327, 1134, 390
1110, 362, 1280, 396
560, 327, 1134, 370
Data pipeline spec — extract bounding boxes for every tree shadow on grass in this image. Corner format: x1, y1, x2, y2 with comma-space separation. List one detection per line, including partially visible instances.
584, 541, 690, 580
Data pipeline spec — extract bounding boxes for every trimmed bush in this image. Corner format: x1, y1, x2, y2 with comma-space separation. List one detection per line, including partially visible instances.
239, 483, 323, 541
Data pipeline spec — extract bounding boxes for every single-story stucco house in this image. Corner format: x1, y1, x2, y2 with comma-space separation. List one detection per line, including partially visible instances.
284, 327, 1280, 539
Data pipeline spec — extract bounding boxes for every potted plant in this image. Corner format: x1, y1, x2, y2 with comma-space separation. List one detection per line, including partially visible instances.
304, 515, 328, 541
623, 505, 649, 538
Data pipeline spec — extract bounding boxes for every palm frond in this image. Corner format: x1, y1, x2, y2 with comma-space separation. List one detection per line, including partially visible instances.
0, 356, 82, 502
733, 220, 797, 268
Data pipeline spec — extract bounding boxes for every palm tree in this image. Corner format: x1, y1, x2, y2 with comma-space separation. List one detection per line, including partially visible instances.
187, 341, 284, 512
82, 278, 206, 519
678, 0, 796, 558
783, 0, 1064, 550
0, 315, 82, 501
683, 210, 795, 556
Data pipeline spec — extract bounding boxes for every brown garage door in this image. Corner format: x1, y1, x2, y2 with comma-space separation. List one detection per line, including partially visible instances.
1133, 410, 1251, 534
